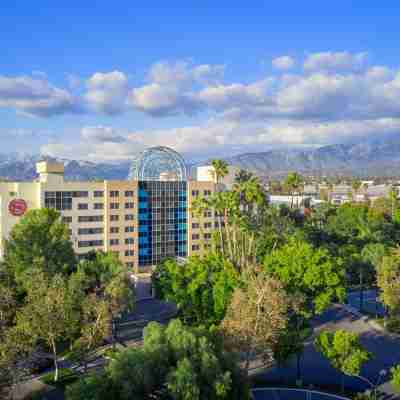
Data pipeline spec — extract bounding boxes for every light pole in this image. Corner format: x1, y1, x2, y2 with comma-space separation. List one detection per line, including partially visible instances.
356, 370, 386, 400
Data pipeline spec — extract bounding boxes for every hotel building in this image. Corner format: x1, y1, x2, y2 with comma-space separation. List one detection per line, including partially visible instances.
0, 147, 217, 274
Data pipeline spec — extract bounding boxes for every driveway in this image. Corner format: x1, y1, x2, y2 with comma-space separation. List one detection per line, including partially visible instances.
256, 304, 400, 398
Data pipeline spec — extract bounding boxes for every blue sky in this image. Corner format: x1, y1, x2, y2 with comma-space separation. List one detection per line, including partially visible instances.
2, 1, 400, 161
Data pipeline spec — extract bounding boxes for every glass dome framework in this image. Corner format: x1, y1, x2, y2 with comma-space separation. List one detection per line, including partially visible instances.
128, 146, 187, 181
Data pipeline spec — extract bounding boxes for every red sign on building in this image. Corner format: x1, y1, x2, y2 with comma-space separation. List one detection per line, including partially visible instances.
8, 199, 28, 217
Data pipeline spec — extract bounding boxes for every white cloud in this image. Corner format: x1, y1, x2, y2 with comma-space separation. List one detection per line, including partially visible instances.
128, 83, 199, 116
0, 75, 80, 117
85, 71, 129, 114
272, 56, 295, 70
304, 51, 368, 72
81, 126, 126, 143
6, 54, 400, 160
41, 115, 400, 162
147, 61, 224, 86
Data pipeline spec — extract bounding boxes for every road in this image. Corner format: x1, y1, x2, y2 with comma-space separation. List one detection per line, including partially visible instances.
256, 304, 400, 399
347, 288, 386, 317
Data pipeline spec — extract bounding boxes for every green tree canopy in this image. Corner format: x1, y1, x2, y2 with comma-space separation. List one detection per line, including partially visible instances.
66, 319, 249, 400
391, 365, 400, 393
377, 249, 400, 315
211, 159, 229, 185
264, 238, 345, 316
77, 251, 134, 317
2, 208, 76, 289
14, 269, 79, 382
315, 330, 370, 391
153, 254, 239, 326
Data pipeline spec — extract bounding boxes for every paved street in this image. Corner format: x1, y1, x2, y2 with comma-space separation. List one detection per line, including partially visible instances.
257, 304, 400, 399
347, 289, 386, 317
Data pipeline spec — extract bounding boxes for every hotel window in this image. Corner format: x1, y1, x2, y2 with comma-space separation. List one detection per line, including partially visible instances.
110, 227, 119, 234
62, 216, 72, 223
204, 233, 212, 240
125, 214, 134, 221
78, 203, 88, 210
203, 211, 212, 218
72, 191, 89, 198
110, 239, 119, 246
94, 190, 104, 198
110, 191, 119, 197
125, 238, 134, 245
125, 191, 134, 197
125, 202, 134, 209
192, 234, 200, 240
78, 227, 104, 235
78, 215, 103, 222
78, 240, 103, 248
204, 190, 212, 196
44, 191, 72, 211
125, 250, 134, 256
126, 262, 134, 268
192, 223, 200, 229
204, 222, 212, 229
192, 190, 199, 197
93, 203, 104, 210
110, 214, 119, 221
192, 244, 200, 251
110, 202, 119, 209
125, 226, 134, 233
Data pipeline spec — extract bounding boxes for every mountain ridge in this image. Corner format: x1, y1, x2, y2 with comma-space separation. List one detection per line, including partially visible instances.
2, 138, 400, 181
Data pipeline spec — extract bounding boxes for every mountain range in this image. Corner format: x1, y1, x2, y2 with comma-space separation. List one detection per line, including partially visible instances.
2, 138, 400, 181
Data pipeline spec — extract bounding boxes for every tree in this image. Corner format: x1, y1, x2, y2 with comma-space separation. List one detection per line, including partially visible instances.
77, 251, 134, 317
2, 208, 76, 290
352, 179, 362, 194
256, 205, 296, 259
153, 254, 239, 326
263, 238, 345, 380
14, 269, 78, 382
233, 175, 265, 214
66, 319, 249, 400
234, 169, 254, 185
70, 295, 111, 373
264, 238, 345, 316
221, 273, 290, 372
315, 330, 370, 392
377, 249, 400, 317
284, 172, 304, 209
0, 285, 16, 335
211, 159, 229, 187
0, 326, 35, 399
391, 365, 400, 393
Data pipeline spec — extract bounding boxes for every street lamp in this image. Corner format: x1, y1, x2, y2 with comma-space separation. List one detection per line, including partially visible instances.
356, 370, 387, 400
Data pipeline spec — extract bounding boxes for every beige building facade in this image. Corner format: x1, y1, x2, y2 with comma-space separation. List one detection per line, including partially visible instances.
0, 161, 216, 273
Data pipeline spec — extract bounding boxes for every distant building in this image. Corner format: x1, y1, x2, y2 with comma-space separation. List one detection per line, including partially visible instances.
196, 165, 239, 190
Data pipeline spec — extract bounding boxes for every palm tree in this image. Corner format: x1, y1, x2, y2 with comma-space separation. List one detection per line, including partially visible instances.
234, 169, 254, 185
284, 172, 304, 209
234, 176, 265, 214
211, 159, 229, 189
351, 179, 362, 202
389, 186, 398, 220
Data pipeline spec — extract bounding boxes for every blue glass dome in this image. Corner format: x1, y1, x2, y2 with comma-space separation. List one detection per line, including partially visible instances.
128, 146, 187, 181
